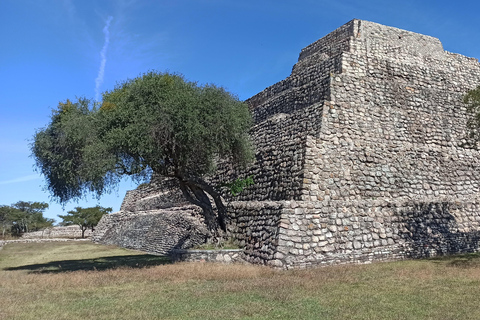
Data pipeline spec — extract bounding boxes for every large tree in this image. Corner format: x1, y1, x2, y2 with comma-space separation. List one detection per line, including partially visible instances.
3, 201, 53, 236
58, 206, 112, 238
32, 71, 253, 236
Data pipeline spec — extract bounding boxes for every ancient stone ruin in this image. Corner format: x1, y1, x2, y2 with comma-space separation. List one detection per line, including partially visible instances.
21, 225, 93, 239
94, 19, 480, 269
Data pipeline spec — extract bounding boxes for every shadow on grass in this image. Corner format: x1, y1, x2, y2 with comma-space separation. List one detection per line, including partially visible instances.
429, 252, 480, 268
3, 254, 171, 273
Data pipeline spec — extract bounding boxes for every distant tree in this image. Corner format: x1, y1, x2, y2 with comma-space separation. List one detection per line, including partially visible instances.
58, 206, 112, 238
32, 71, 253, 237
4, 201, 53, 236
464, 86, 480, 146
0, 205, 13, 238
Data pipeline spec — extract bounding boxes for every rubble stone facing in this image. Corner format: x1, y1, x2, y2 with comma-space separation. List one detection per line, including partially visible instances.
94, 19, 480, 269
21, 226, 93, 239
93, 178, 209, 256
269, 197, 480, 269
170, 249, 246, 264
120, 177, 188, 212
226, 201, 283, 265
92, 206, 208, 255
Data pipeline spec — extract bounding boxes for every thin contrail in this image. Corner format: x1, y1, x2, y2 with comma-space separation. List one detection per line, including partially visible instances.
0, 174, 40, 185
95, 16, 113, 102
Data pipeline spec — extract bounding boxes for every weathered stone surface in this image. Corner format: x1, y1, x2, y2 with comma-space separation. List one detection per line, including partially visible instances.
170, 249, 246, 264
21, 226, 93, 239
94, 19, 480, 269
120, 177, 188, 212
93, 206, 208, 255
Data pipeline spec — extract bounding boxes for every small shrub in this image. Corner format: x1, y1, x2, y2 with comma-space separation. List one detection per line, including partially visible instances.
193, 238, 241, 250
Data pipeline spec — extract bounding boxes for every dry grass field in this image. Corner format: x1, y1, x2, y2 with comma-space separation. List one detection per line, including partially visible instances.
1, 241, 480, 319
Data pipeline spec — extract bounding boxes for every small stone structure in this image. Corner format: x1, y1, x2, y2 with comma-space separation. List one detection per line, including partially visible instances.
21, 225, 93, 239
94, 19, 480, 269
91, 207, 208, 255
92, 178, 209, 255
0, 238, 90, 250
170, 249, 246, 264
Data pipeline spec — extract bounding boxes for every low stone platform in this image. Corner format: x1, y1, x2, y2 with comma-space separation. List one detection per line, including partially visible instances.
0, 238, 91, 249
170, 249, 246, 264
21, 226, 93, 239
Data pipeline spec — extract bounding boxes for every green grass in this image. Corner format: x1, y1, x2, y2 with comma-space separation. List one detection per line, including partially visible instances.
192, 238, 241, 250
2, 242, 480, 319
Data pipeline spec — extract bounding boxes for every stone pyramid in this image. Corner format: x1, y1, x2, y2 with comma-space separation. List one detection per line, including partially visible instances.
95, 19, 480, 269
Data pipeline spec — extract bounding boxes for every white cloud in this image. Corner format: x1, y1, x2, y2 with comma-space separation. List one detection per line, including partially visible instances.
95, 16, 114, 102
0, 175, 41, 185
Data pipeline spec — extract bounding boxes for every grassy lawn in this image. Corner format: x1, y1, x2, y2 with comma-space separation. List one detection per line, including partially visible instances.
1, 242, 480, 319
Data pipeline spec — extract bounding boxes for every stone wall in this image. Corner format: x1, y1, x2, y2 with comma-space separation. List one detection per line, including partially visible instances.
170, 249, 246, 264
226, 201, 283, 264
306, 20, 480, 205
215, 104, 324, 202
21, 226, 93, 239
94, 19, 480, 269
270, 197, 480, 269
93, 205, 208, 255
120, 177, 188, 212
226, 19, 480, 268
0, 238, 90, 250
94, 178, 209, 255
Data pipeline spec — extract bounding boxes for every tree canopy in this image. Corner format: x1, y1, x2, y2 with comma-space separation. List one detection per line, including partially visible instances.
58, 206, 112, 238
0, 201, 53, 237
32, 71, 253, 235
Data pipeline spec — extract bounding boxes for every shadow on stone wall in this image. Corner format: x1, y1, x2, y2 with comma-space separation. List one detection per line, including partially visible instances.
401, 202, 480, 258
169, 225, 207, 252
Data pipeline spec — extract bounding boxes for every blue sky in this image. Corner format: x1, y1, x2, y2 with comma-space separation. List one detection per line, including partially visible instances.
1, 0, 479, 222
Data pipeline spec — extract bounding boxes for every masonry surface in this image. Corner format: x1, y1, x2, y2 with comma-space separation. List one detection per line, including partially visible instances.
94, 19, 480, 269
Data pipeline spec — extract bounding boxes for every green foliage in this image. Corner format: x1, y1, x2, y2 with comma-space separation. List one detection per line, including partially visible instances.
58, 206, 111, 238
464, 86, 480, 146
32, 71, 254, 234
0, 201, 53, 237
98, 71, 253, 177
224, 176, 254, 196
193, 237, 241, 250
32, 72, 252, 200
0, 205, 13, 238
136, 183, 150, 189
31, 98, 115, 203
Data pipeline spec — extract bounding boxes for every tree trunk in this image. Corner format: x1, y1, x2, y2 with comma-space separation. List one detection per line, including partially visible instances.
179, 181, 218, 233
177, 175, 229, 241
184, 176, 228, 232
